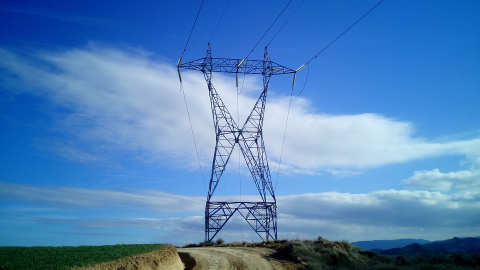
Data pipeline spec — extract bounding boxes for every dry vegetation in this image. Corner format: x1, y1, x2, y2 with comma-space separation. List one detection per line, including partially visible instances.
2, 236, 479, 270
184, 237, 480, 269
277, 237, 480, 270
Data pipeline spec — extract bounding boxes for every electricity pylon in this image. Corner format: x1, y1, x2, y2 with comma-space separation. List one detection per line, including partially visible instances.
178, 43, 295, 242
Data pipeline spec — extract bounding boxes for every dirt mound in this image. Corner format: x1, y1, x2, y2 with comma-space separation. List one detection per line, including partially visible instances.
177, 246, 302, 270
75, 245, 183, 270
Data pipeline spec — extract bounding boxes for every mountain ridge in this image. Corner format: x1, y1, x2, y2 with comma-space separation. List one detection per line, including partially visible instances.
380, 237, 480, 256
352, 238, 431, 251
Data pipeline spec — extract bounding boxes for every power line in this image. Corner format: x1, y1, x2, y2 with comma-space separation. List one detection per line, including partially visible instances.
243, 0, 293, 60
297, 0, 384, 69
275, 0, 383, 188
179, 82, 208, 196
209, 0, 232, 42
266, 0, 305, 47
275, 77, 297, 193
295, 63, 310, 97
237, 72, 246, 95
180, 0, 205, 58
236, 74, 244, 242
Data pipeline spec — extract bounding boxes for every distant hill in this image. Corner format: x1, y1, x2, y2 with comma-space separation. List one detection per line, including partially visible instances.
380, 237, 480, 256
352, 239, 430, 251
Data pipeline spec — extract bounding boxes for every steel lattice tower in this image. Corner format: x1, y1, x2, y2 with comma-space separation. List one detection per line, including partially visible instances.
179, 44, 295, 242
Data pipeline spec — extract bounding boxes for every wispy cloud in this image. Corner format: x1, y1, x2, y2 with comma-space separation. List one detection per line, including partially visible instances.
0, 4, 117, 27
2, 178, 479, 243
37, 216, 205, 235
1, 45, 479, 175
0, 181, 204, 214
281, 189, 480, 228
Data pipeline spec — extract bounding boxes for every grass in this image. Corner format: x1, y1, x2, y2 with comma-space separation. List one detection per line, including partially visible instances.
0, 244, 165, 270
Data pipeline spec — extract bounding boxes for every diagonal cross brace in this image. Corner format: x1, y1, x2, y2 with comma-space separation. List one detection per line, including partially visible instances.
178, 44, 291, 242
201, 45, 275, 204
205, 202, 277, 242
204, 70, 274, 203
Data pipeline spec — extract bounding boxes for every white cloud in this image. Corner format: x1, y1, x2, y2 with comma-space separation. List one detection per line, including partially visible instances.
0, 181, 204, 214
2, 181, 479, 244
403, 168, 480, 192
37, 216, 204, 233
267, 109, 480, 170
1, 45, 479, 174
401, 158, 480, 212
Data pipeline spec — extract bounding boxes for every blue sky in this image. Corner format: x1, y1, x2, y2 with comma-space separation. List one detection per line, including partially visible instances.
1, 0, 479, 246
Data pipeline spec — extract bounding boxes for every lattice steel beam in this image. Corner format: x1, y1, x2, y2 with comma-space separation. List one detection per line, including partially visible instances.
180, 57, 295, 75
179, 44, 292, 242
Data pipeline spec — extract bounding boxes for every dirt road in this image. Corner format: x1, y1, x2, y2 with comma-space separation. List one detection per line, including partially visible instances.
177, 247, 302, 270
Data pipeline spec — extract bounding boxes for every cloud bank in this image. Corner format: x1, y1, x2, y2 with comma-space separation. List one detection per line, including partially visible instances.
1, 174, 479, 245
1, 45, 479, 175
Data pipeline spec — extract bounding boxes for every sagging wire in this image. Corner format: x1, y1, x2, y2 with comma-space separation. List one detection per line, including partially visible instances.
266, 0, 305, 47
179, 82, 208, 196
275, 75, 296, 194
297, 0, 384, 69
239, 0, 293, 66
209, 0, 232, 43
178, 0, 205, 67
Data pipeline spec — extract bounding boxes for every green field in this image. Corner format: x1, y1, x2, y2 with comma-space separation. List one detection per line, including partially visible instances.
0, 244, 165, 270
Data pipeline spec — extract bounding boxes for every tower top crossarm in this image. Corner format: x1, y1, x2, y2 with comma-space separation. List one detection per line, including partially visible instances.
179, 57, 296, 75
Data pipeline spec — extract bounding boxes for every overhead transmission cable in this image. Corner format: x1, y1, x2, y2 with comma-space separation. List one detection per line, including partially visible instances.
295, 0, 384, 73
179, 83, 208, 196
209, 0, 232, 42
236, 71, 244, 242
179, 0, 205, 62
295, 63, 310, 97
178, 0, 208, 196
276, 0, 384, 188
241, 0, 293, 62
266, 0, 305, 47
275, 83, 295, 191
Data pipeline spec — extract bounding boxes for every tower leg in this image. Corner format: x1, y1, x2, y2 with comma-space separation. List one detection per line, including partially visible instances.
202, 45, 277, 242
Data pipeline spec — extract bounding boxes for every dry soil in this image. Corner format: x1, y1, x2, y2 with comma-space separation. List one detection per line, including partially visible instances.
76, 245, 302, 270
75, 245, 183, 270
177, 246, 302, 270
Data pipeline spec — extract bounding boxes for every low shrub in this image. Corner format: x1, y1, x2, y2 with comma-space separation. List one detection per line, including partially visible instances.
215, 238, 225, 245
